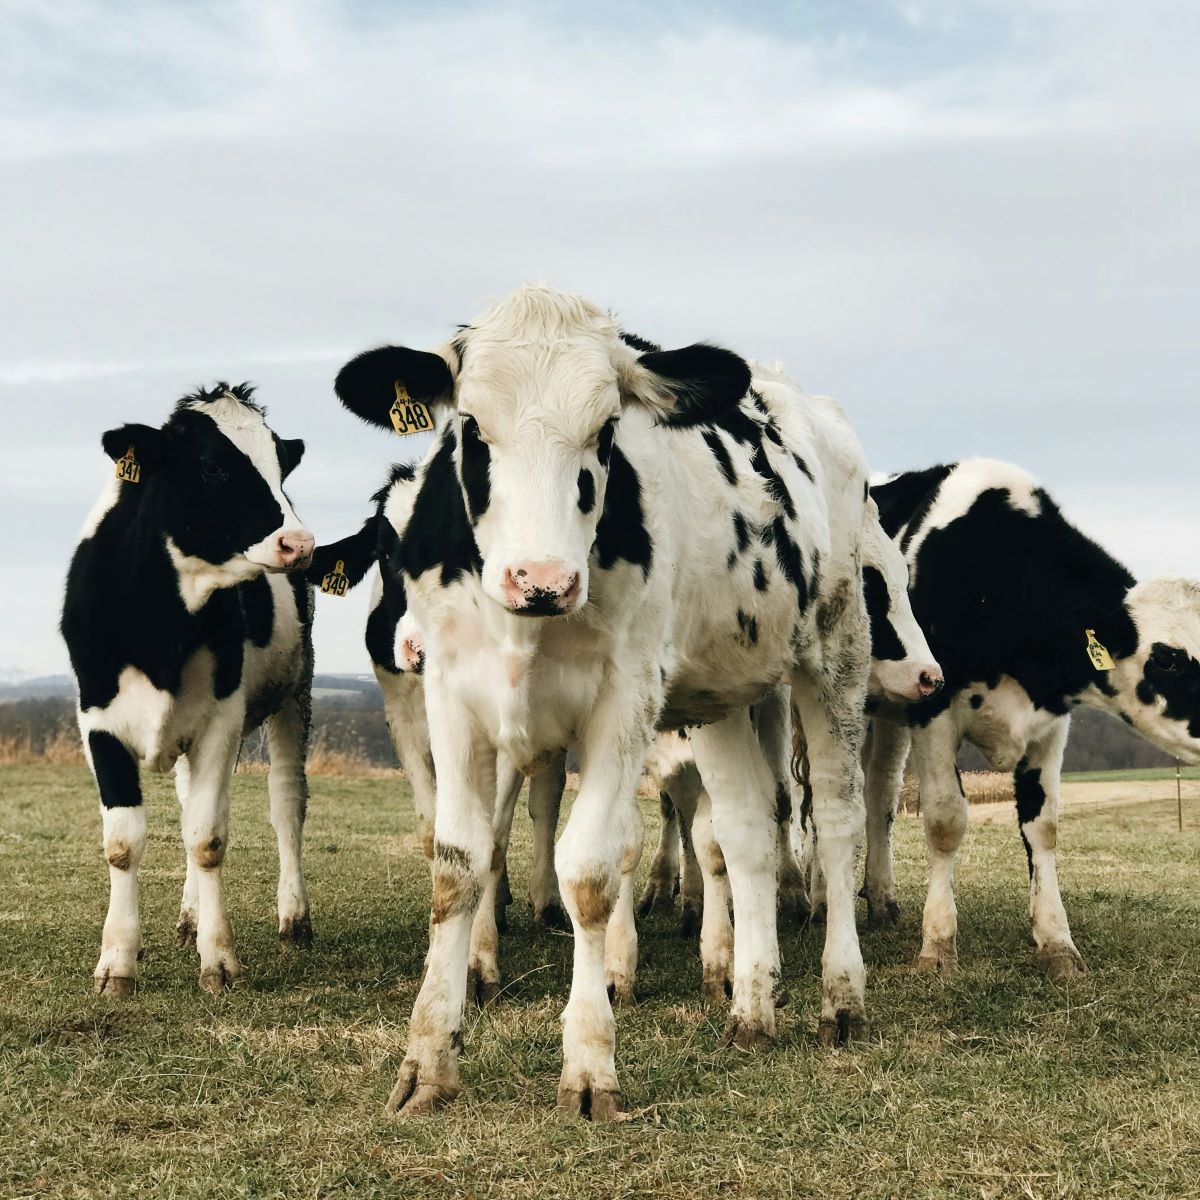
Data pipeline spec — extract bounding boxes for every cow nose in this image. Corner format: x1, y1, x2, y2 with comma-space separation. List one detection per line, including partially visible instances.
276, 532, 315, 570
501, 561, 582, 615
917, 667, 943, 698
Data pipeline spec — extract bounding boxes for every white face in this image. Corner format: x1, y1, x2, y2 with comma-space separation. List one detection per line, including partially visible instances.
861, 504, 943, 704
456, 339, 621, 615
1111, 578, 1200, 764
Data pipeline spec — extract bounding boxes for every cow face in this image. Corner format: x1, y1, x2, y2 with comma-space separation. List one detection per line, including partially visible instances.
334, 286, 750, 616
1114, 578, 1200, 763
102, 385, 313, 582
861, 503, 942, 703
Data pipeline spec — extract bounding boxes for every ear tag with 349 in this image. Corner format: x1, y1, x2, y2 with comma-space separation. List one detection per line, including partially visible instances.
115, 446, 141, 484
389, 380, 434, 436
321, 560, 350, 597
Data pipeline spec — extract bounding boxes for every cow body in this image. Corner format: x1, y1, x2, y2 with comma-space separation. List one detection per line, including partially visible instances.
62, 386, 315, 995
867, 458, 1200, 975
332, 287, 875, 1119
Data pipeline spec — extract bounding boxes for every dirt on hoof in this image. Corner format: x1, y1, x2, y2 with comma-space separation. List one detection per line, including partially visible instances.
773, 982, 791, 1008
93, 973, 137, 999
385, 1068, 458, 1118
723, 1017, 774, 1051
636, 881, 677, 920
199, 962, 240, 994
817, 1010, 868, 1047
174, 917, 197, 949
1036, 943, 1088, 982
678, 905, 701, 939
467, 966, 502, 1008
606, 978, 635, 1008
865, 898, 902, 930
557, 1083, 622, 1122
701, 971, 733, 1007
534, 902, 571, 932
277, 914, 313, 951
915, 939, 958, 975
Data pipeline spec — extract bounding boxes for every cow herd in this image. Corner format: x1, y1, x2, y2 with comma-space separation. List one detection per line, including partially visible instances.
61, 285, 1200, 1121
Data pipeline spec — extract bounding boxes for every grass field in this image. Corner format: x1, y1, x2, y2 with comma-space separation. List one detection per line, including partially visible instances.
3, 765, 1200, 1199
1062, 766, 1200, 783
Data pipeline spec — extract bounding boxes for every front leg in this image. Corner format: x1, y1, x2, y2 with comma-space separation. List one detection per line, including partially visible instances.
862, 719, 911, 928
86, 729, 147, 997
604, 811, 644, 1005
387, 678, 495, 1117
267, 695, 313, 949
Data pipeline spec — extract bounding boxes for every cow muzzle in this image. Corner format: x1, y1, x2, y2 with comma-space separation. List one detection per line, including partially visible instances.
500, 561, 582, 616
873, 660, 944, 704
274, 531, 315, 571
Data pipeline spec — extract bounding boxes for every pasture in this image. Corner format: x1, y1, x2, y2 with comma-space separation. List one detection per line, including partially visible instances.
2, 765, 1200, 1199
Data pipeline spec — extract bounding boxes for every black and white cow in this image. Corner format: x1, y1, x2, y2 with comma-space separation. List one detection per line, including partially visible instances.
62, 385, 316, 995
866, 458, 1200, 977
332, 286, 875, 1121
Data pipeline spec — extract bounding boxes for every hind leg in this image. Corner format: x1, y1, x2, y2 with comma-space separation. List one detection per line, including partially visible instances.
862, 720, 911, 929
637, 790, 681, 918
528, 751, 567, 929
174, 757, 199, 949
268, 695, 312, 949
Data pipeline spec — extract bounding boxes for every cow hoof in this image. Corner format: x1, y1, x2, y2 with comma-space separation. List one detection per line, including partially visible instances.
534, 902, 571, 933
865, 899, 902, 930
702, 971, 734, 1006
174, 915, 197, 949
678, 904, 701, 939
818, 1010, 868, 1047
723, 1017, 774, 1051
93, 973, 136, 998
1035, 943, 1088, 981
466, 966, 502, 1008
557, 1082, 622, 1122
636, 879, 677, 919
277, 914, 313, 951
385, 1065, 458, 1118
199, 961, 240, 994
606, 977, 635, 1008
915, 938, 958, 974
773, 981, 791, 1008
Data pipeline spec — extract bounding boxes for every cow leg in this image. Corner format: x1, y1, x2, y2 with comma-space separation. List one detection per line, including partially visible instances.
528, 751, 568, 930
637, 791, 681, 918
86, 730, 146, 997
689, 709, 780, 1048
911, 716, 968, 973
675, 781, 705, 938
757, 687, 809, 926
1018, 718, 1086, 980
555, 686, 648, 1122
181, 715, 244, 992
683, 784, 734, 1003
791, 650, 870, 1045
379, 670, 437, 864
604, 809, 644, 1005
468, 761, 522, 1006
267, 695, 312, 950
173, 757, 199, 949
387, 685, 494, 1118
862, 719, 911, 928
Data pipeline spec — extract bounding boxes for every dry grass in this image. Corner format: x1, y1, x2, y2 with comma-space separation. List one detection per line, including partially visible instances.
900, 770, 1015, 813
0, 727, 85, 767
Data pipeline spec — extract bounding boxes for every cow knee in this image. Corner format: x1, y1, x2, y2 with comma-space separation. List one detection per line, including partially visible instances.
563, 870, 617, 931
925, 804, 967, 855
188, 832, 227, 870
430, 842, 483, 924
103, 808, 147, 872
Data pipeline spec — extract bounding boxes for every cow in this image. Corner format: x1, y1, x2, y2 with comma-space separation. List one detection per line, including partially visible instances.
61, 384, 316, 996
331, 285, 876, 1121
866, 458, 1200, 977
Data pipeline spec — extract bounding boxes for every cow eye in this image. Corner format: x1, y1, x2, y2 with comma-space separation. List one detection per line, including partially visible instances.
200, 461, 228, 483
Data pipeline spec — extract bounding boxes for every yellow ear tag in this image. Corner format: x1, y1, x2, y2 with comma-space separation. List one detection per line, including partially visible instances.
115, 445, 141, 484
388, 380, 434, 436
1085, 629, 1115, 671
321, 559, 350, 597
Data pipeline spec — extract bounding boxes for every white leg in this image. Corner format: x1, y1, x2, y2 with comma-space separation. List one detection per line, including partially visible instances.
683, 784, 734, 1003
912, 715, 968, 973
862, 719, 911, 928
756, 687, 809, 926
173, 756, 199, 949
267, 695, 312, 948
689, 709, 780, 1047
180, 709, 244, 992
387, 677, 496, 1117
528, 751, 568, 929
604, 810, 643, 1005
636, 790, 682, 918
467, 760, 523, 1006
1018, 718, 1086, 979
675, 779, 705, 938
86, 727, 147, 997
379, 669, 438, 863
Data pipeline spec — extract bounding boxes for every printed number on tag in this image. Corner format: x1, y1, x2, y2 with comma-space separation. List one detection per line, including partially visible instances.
321, 559, 350, 597
1085, 629, 1115, 672
389, 380, 434, 436
115, 447, 141, 484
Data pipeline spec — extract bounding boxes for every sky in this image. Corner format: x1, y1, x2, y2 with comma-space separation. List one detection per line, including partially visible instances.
1, 0, 1197, 676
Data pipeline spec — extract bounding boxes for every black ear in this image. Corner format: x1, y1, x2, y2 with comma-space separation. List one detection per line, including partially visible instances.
636, 344, 751, 428
305, 514, 382, 590
334, 346, 455, 430
101, 424, 168, 470
280, 438, 305, 478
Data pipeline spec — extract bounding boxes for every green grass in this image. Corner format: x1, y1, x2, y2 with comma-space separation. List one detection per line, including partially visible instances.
3, 765, 1200, 1199
1061, 767, 1200, 783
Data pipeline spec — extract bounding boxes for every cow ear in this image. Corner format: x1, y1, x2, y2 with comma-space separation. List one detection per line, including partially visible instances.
304, 514, 382, 589
621, 343, 751, 427
334, 346, 455, 430
279, 438, 305, 478
101, 424, 169, 472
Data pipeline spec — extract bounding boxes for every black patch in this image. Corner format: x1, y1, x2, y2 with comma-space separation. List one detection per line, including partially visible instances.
736, 608, 759, 645
597, 417, 617, 469
774, 781, 791, 824
459, 415, 491, 524
792, 453, 815, 483
1140, 642, 1200, 737
592, 445, 653, 579
753, 558, 768, 592
702, 430, 737, 486
577, 468, 596, 514
238, 575, 274, 648
872, 464, 954, 545
861, 566, 905, 661
732, 511, 751, 555
619, 330, 661, 354
750, 441, 795, 519
970, 693, 984, 709
88, 730, 142, 809
640, 344, 752, 428
762, 518, 808, 611
334, 345, 454, 430
1014, 760, 1046, 878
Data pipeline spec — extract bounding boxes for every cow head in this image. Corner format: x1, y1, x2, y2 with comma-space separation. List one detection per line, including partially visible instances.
102, 384, 313, 593
1108, 578, 1200, 763
334, 285, 750, 616
861, 502, 943, 703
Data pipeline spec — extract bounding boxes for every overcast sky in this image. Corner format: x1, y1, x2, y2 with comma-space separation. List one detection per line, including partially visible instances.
2, 0, 1197, 677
